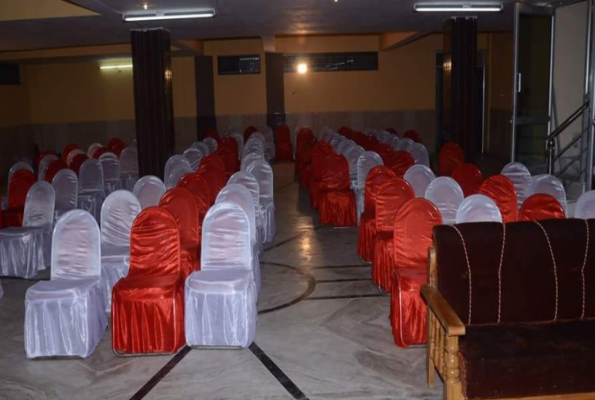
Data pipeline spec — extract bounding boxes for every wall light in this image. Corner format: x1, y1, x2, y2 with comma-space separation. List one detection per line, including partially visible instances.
297, 63, 308, 74
414, 3, 503, 12
99, 64, 133, 70
123, 10, 215, 22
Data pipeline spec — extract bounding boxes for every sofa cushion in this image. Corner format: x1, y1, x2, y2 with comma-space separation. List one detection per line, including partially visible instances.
459, 320, 595, 399
434, 219, 595, 325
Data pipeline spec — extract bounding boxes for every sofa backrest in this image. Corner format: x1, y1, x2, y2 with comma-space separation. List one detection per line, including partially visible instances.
433, 219, 595, 326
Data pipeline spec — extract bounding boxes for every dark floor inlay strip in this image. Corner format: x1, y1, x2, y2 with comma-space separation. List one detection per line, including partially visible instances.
249, 342, 310, 400
128, 346, 192, 400
311, 264, 371, 269
306, 294, 384, 300
316, 278, 372, 283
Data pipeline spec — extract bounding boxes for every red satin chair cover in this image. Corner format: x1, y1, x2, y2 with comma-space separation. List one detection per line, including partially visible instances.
479, 175, 518, 222
70, 153, 89, 175
438, 142, 464, 176
3, 170, 36, 228
206, 127, 220, 142
319, 153, 356, 227
61, 143, 79, 163
388, 151, 415, 178
275, 125, 293, 161
296, 129, 315, 184
372, 178, 415, 291
200, 153, 226, 172
159, 188, 200, 278
177, 173, 211, 224
519, 193, 566, 221
36, 150, 57, 168
44, 159, 68, 183
309, 142, 334, 209
93, 147, 108, 159
196, 167, 227, 205
217, 138, 239, 175
386, 128, 399, 136
391, 198, 442, 347
337, 126, 353, 138
244, 126, 258, 142
452, 163, 483, 197
375, 143, 393, 160
108, 138, 127, 157
112, 207, 185, 355
357, 166, 397, 261
404, 129, 422, 143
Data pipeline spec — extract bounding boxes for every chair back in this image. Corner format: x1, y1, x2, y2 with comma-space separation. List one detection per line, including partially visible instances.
479, 175, 518, 222
344, 145, 365, 183
8, 170, 36, 210
519, 193, 566, 221
452, 163, 483, 197
183, 147, 203, 171
530, 174, 567, 214
99, 152, 120, 183
363, 166, 397, 215
438, 142, 464, 176
394, 198, 442, 270
404, 129, 422, 143
425, 176, 464, 224
133, 175, 166, 209
200, 153, 226, 172
128, 207, 181, 278
8, 161, 34, 189
201, 201, 252, 271
197, 167, 227, 204
44, 159, 68, 183
38, 154, 59, 181
87, 143, 103, 158
501, 162, 532, 209
70, 153, 89, 176
311, 142, 334, 181
100, 190, 140, 257
203, 137, 219, 153
164, 155, 192, 189
244, 125, 258, 142
218, 138, 239, 173
52, 169, 78, 211
51, 210, 100, 280
119, 146, 138, 176
275, 125, 291, 145
575, 190, 595, 219
61, 143, 79, 163
356, 151, 383, 191
229, 132, 244, 157
194, 141, 210, 157
177, 173, 211, 221
409, 143, 430, 167
400, 138, 415, 152
67, 149, 86, 167
79, 159, 104, 193
216, 184, 256, 245
387, 150, 415, 178
241, 152, 263, 171
320, 153, 350, 191
455, 194, 503, 223
404, 164, 435, 198
229, 171, 261, 226
375, 178, 415, 233
23, 181, 55, 227
246, 159, 274, 207
108, 138, 127, 156
159, 187, 199, 247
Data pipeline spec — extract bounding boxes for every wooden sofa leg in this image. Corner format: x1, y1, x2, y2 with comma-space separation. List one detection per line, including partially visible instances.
427, 313, 435, 388
444, 336, 464, 400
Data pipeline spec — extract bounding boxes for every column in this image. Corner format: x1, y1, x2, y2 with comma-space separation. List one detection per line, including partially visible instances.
265, 53, 286, 128
195, 55, 216, 140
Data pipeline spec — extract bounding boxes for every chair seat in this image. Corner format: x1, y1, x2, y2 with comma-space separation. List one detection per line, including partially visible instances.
187, 269, 252, 293
459, 320, 595, 399
27, 278, 100, 300
116, 274, 181, 298
0, 226, 45, 237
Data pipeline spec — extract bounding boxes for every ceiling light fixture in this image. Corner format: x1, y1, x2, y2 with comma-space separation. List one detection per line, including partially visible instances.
413, 3, 503, 12
297, 63, 308, 74
100, 64, 133, 70
123, 10, 216, 22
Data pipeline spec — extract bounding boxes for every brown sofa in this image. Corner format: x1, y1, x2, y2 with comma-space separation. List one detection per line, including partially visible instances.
422, 219, 595, 400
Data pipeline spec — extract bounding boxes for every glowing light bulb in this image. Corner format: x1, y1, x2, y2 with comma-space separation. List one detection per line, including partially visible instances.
297, 63, 308, 74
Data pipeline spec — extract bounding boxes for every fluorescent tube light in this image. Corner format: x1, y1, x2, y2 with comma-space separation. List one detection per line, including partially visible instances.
414, 3, 503, 12
123, 10, 215, 22
100, 64, 133, 70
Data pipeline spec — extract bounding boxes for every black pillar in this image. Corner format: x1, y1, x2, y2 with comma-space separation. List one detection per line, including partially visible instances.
131, 28, 175, 179
443, 17, 478, 163
195, 55, 216, 140
265, 53, 286, 128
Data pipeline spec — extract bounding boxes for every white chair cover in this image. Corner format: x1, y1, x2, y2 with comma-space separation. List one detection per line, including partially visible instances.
8, 161, 34, 190
501, 162, 532, 210
356, 151, 383, 223
195, 142, 210, 157
455, 194, 503, 223
164, 155, 192, 189
185, 201, 257, 348
404, 164, 436, 198
530, 174, 568, 214
575, 190, 595, 219
389, 136, 401, 150
183, 147, 203, 171
425, 177, 464, 225
400, 138, 415, 152
228, 171, 263, 248
229, 133, 244, 159
246, 159, 275, 244
99, 152, 121, 196
78, 159, 104, 222
52, 168, 78, 222
25, 210, 107, 358
345, 145, 365, 188
100, 190, 141, 313
216, 184, 260, 293
133, 175, 166, 210
119, 146, 139, 191
38, 154, 58, 181
330, 136, 343, 150
87, 143, 102, 158
410, 143, 430, 167
241, 152, 264, 171
244, 139, 265, 157
0, 182, 55, 278
67, 149, 85, 167
259, 126, 276, 161
204, 137, 219, 153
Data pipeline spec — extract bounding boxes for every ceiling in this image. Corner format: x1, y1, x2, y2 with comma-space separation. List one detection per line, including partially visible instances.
0, 0, 519, 53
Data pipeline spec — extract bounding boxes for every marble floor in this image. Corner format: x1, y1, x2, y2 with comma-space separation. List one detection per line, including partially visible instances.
0, 162, 442, 400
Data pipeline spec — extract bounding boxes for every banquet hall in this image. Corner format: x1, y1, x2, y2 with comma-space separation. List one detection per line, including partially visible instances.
1, 1, 595, 400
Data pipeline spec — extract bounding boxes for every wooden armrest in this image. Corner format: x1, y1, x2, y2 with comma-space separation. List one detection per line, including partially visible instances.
421, 286, 465, 337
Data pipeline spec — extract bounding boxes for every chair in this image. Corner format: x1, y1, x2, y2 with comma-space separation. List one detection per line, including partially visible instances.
501, 162, 532, 210
386, 151, 415, 178
244, 138, 265, 158
133, 175, 166, 210
3, 169, 36, 228
308, 142, 334, 209
455, 194, 503, 223
519, 193, 566, 221
228, 132, 244, 159
244, 126, 258, 142
61, 143, 79, 163
319, 153, 357, 227
438, 142, 464, 176
183, 147, 204, 171
260, 126, 276, 161
424, 177, 464, 224
295, 128, 315, 176
204, 137, 219, 153
67, 149, 86, 167
229, 171, 264, 248
390, 198, 441, 347
177, 173, 211, 229
344, 145, 365, 188
358, 166, 396, 262
216, 184, 261, 292
36, 150, 57, 169
185, 202, 257, 348
159, 188, 200, 279
25, 210, 106, 358
575, 190, 595, 219
241, 152, 264, 172
44, 159, 68, 183
201, 153, 227, 173
164, 155, 192, 189
0, 181, 54, 278
452, 163, 483, 197
38, 154, 59, 181
119, 146, 139, 191
52, 168, 78, 222
70, 153, 89, 176
112, 207, 185, 355
409, 143, 430, 167
404, 129, 422, 143
479, 175, 518, 222
87, 143, 103, 158
404, 164, 435, 198
100, 191, 141, 313
355, 151, 383, 223
530, 174, 568, 214
246, 159, 276, 244
372, 178, 415, 292
275, 125, 293, 161
78, 159, 105, 222
98, 152, 121, 196
217, 137, 240, 176
195, 141, 211, 157
108, 138, 127, 157
206, 127, 220, 141
7, 161, 34, 190
197, 166, 227, 205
